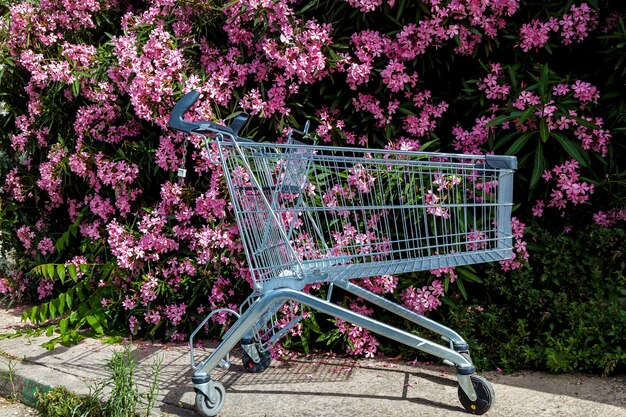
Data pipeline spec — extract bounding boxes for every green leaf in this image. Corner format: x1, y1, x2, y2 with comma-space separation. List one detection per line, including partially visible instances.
49, 299, 58, 318
57, 265, 66, 284
518, 106, 537, 125
68, 264, 77, 281
46, 264, 55, 279
486, 115, 514, 127
76, 284, 85, 301
71, 78, 80, 97
505, 133, 532, 155
492, 131, 519, 151
39, 304, 49, 323
66, 288, 74, 310
539, 64, 549, 96
86, 315, 104, 335
457, 267, 483, 283
551, 132, 590, 167
58, 293, 66, 315
456, 278, 468, 299
59, 318, 69, 334
530, 142, 545, 190
27, 306, 38, 323
539, 119, 549, 143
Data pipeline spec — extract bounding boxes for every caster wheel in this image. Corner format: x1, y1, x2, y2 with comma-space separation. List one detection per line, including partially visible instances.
195, 381, 225, 417
458, 375, 495, 415
242, 349, 272, 373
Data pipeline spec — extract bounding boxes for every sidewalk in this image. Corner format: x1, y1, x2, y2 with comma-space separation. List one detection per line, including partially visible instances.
0, 303, 625, 417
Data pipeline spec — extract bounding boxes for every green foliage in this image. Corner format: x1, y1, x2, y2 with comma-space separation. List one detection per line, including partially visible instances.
37, 386, 103, 417
36, 344, 162, 417
436, 224, 626, 375
103, 347, 138, 417
22, 262, 116, 349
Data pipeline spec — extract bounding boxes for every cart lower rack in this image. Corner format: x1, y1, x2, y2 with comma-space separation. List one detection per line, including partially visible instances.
170, 91, 517, 416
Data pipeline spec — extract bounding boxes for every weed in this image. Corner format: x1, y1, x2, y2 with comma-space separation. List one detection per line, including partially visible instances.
36, 342, 163, 416
103, 345, 139, 417
36, 386, 103, 417
6, 359, 18, 401
143, 355, 163, 417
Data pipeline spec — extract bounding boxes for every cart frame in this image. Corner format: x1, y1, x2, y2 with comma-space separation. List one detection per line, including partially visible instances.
169, 91, 516, 416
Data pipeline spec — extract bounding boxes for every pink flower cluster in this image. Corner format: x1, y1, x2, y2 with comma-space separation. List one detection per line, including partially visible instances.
466, 63, 611, 158
452, 116, 494, 155
478, 64, 510, 100
499, 217, 528, 271
518, 3, 598, 51
401, 279, 444, 314
358, 275, 398, 295
330, 1, 521, 139
535, 160, 594, 214
336, 299, 379, 357
593, 209, 626, 227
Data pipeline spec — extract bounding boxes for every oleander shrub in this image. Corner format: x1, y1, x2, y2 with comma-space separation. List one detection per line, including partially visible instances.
0, 0, 624, 363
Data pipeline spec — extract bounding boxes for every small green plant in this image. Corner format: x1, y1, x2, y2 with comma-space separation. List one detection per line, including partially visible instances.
36, 386, 103, 417
36, 343, 163, 417
103, 345, 139, 417
1, 358, 19, 402
143, 355, 163, 417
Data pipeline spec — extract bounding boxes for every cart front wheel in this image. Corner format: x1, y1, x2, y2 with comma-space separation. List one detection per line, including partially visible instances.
458, 375, 495, 415
195, 382, 226, 417
242, 349, 272, 373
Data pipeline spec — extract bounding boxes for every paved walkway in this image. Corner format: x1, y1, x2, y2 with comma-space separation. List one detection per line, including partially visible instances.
0, 303, 625, 417
0, 396, 37, 416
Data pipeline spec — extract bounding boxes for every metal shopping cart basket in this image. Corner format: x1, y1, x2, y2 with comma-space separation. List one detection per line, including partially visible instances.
169, 91, 517, 416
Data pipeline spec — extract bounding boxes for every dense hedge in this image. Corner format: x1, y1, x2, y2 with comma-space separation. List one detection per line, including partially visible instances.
0, 0, 624, 372
434, 224, 626, 375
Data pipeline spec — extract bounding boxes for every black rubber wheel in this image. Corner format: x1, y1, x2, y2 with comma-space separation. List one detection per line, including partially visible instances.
195, 382, 225, 417
242, 349, 272, 373
458, 375, 495, 415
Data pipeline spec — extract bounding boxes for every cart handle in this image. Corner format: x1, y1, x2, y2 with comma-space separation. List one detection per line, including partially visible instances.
169, 90, 252, 140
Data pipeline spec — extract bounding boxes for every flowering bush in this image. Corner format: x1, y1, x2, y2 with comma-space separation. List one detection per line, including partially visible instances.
0, 0, 624, 359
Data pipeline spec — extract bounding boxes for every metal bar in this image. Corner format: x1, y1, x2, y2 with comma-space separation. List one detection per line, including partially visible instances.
334, 279, 468, 346
193, 288, 474, 379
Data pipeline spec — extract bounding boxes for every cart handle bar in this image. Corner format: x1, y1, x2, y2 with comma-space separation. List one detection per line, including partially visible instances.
169, 90, 253, 141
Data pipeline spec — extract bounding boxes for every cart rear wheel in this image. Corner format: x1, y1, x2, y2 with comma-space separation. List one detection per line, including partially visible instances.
458, 375, 495, 415
195, 382, 225, 417
242, 349, 272, 373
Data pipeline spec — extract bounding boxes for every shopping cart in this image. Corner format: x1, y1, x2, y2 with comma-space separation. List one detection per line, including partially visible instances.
169, 91, 517, 416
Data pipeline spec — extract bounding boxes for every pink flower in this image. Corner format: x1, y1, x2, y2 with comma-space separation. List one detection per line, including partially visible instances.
145, 309, 162, 325
519, 19, 553, 52
17, 225, 36, 250
571, 80, 600, 104
343, 0, 383, 13
37, 237, 55, 256
122, 296, 136, 310
532, 200, 545, 217
401, 280, 445, 314
380, 60, 413, 92
346, 62, 373, 89
164, 303, 187, 325
37, 279, 54, 300
552, 83, 570, 96
129, 316, 139, 335
500, 217, 528, 271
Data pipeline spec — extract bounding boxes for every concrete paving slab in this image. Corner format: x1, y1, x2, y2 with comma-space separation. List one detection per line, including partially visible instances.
0, 303, 625, 416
